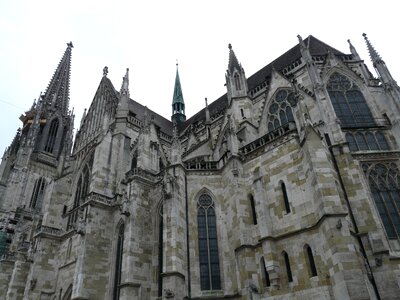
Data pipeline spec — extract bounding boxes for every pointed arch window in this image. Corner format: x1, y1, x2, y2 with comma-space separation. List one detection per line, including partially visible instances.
198, 194, 221, 290
30, 177, 46, 210
282, 251, 293, 283
67, 163, 91, 230
363, 163, 400, 239
260, 257, 271, 287
44, 118, 59, 153
305, 245, 318, 277
267, 89, 297, 132
234, 73, 241, 90
327, 73, 375, 128
249, 194, 257, 225
281, 182, 290, 213
113, 223, 124, 300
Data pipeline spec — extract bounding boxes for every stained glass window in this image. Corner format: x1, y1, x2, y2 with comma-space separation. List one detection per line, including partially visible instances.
198, 194, 221, 290
327, 73, 375, 127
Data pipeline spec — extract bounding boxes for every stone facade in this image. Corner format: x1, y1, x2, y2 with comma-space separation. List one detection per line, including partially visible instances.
1, 35, 400, 299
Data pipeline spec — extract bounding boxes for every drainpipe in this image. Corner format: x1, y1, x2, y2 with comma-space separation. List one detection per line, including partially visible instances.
324, 133, 381, 300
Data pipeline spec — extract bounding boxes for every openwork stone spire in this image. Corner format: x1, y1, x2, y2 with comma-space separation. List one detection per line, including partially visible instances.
43, 42, 73, 115
363, 33, 382, 64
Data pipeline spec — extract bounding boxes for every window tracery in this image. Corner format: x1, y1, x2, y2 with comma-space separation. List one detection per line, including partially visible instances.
267, 89, 297, 132
327, 73, 375, 127
346, 131, 390, 152
44, 118, 59, 153
30, 177, 46, 210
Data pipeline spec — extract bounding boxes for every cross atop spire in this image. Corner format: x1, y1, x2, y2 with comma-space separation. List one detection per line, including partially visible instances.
227, 43, 241, 74
43, 42, 73, 115
363, 33, 382, 64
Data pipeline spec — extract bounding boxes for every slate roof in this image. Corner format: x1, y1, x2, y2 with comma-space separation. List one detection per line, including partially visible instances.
129, 35, 348, 136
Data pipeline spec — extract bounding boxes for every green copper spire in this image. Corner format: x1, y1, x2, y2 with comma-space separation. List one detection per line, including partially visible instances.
171, 63, 186, 124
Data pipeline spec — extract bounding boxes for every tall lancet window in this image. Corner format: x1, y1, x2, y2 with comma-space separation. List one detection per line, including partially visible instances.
267, 89, 297, 132
158, 204, 164, 297
30, 177, 46, 210
363, 162, 400, 239
327, 73, 375, 127
44, 118, 59, 153
113, 223, 124, 300
234, 73, 241, 90
198, 194, 221, 290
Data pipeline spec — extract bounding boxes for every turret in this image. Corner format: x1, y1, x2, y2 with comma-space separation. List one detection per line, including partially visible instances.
225, 44, 248, 103
171, 64, 186, 124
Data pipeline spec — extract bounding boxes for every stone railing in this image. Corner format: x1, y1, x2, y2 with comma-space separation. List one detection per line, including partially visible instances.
34, 151, 58, 167
0, 251, 16, 262
239, 122, 296, 156
125, 167, 162, 183
185, 160, 218, 171
35, 225, 63, 237
17, 241, 30, 252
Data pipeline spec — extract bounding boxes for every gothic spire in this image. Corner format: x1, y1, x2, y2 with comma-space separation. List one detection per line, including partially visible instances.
171, 63, 186, 124
362, 33, 382, 64
43, 42, 73, 115
363, 33, 397, 86
227, 43, 241, 74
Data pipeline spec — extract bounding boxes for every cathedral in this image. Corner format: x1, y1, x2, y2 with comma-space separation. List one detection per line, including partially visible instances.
1, 34, 400, 300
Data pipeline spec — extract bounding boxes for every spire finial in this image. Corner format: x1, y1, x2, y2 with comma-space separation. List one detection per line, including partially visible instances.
103, 66, 108, 77
176, 59, 178, 67
121, 68, 129, 96
205, 97, 208, 108
43, 42, 73, 115
363, 33, 382, 63
227, 43, 241, 73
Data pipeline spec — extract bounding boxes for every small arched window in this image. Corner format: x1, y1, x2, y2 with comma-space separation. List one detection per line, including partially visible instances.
305, 245, 318, 277
281, 182, 290, 213
30, 177, 46, 210
267, 89, 297, 132
234, 73, 241, 90
44, 118, 59, 153
198, 194, 221, 290
249, 194, 257, 225
282, 251, 293, 283
260, 257, 271, 287
113, 223, 124, 300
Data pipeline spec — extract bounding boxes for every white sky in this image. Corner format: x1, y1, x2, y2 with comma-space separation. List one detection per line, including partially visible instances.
1, 0, 399, 154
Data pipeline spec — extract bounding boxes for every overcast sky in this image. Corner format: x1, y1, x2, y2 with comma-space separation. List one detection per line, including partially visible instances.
1, 0, 399, 155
